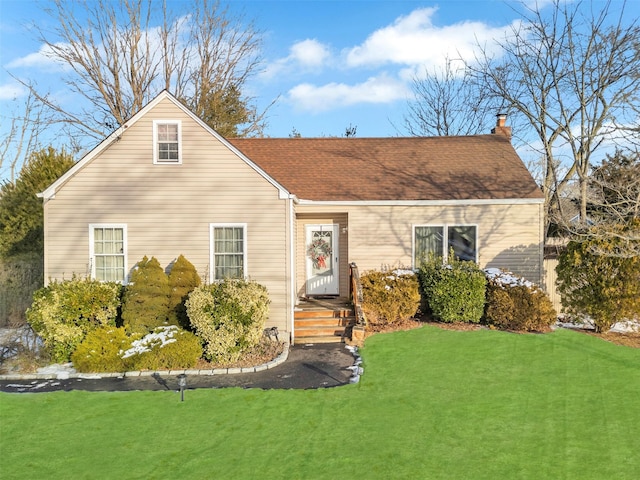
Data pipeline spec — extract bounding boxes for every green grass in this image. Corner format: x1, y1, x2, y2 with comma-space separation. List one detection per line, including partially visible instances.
2, 326, 640, 479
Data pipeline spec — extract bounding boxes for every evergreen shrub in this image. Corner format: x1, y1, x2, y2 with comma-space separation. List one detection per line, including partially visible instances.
26, 277, 121, 362
0, 253, 43, 327
360, 269, 420, 324
121, 256, 171, 333
556, 223, 640, 332
121, 326, 202, 370
484, 269, 556, 332
167, 254, 201, 329
71, 326, 131, 373
186, 279, 270, 363
417, 254, 486, 323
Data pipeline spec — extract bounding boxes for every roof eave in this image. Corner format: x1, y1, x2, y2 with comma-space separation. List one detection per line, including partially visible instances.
296, 197, 545, 206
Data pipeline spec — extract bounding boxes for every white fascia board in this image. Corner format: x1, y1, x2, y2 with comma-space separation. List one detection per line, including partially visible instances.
38, 90, 292, 200
165, 94, 291, 198
38, 92, 173, 200
296, 198, 545, 206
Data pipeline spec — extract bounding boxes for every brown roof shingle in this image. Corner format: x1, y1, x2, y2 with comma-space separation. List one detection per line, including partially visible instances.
228, 135, 543, 202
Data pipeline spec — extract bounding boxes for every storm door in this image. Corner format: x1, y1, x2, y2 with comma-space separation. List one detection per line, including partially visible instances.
305, 224, 339, 295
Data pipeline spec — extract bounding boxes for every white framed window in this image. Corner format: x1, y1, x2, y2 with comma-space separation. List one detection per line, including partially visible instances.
210, 224, 247, 281
153, 120, 182, 164
89, 224, 127, 283
413, 224, 477, 267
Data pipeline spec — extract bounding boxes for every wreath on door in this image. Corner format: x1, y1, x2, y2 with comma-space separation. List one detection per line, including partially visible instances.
307, 238, 332, 269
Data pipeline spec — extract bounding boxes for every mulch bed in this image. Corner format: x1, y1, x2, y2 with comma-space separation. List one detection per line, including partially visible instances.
581, 330, 640, 349
364, 317, 640, 349
195, 337, 286, 370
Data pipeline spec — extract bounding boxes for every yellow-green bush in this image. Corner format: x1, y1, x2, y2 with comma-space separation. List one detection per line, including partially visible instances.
121, 326, 202, 370
484, 269, 556, 332
360, 269, 420, 324
186, 279, 270, 363
26, 278, 122, 362
71, 326, 132, 373
167, 254, 201, 329
121, 256, 171, 333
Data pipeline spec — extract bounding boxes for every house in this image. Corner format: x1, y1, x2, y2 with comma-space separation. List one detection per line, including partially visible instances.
38, 91, 544, 343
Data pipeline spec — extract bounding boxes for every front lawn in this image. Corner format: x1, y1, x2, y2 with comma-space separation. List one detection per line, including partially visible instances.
1, 326, 639, 479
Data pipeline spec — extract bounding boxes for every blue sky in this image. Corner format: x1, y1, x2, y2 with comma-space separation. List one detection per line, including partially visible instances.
0, 0, 637, 180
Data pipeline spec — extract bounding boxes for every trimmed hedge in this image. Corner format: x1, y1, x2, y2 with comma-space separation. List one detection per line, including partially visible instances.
186, 279, 270, 363
484, 269, 556, 332
418, 254, 486, 323
360, 269, 420, 324
71, 326, 131, 373
26, 278, 122, 362
121, 326, 202, 371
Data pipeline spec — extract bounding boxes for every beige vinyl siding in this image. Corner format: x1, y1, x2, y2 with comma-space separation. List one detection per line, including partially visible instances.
296, 201, 544, 286
43, 97, 292, 333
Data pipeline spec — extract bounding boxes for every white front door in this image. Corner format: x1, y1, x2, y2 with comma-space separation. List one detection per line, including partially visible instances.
305, 224, 339, 296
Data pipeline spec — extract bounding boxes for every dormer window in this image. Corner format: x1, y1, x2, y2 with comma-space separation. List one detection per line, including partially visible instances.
153, 120, 181, 164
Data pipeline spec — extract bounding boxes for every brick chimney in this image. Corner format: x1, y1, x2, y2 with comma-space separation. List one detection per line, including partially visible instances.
491, 113, 511, 139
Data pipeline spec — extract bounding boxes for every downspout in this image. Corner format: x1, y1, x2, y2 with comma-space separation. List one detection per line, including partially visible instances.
288, 194, 299, 345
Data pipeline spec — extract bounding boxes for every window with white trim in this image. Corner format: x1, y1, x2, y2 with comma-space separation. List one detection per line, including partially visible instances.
153, 120, 181, 164
90, 224, 127, 283
414, 225, 477, 266
210, 224, 247, 280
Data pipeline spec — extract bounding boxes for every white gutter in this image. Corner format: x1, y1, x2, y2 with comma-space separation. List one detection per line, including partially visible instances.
295, 197, 544, 206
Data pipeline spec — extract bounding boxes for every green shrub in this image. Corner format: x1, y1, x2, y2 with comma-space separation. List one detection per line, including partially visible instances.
186, 279, 270, 363
121, 326, 202, 371
167, 254, 201, 329
121, 256, 171, 333
0, 253, 43, 327
484, 269, 556, 332
71, 326, 132, 373
417, 254, 486, 323
556, 223, 640, 332
360, 269, 420, 325
26, 278, 121, 362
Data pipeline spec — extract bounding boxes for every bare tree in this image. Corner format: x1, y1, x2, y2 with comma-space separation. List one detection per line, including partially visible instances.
23, 0, 267, 145
588, 150, 640, 224
0, 89, 48, 184
470, 0, 640, 233
404, 58, 496, 137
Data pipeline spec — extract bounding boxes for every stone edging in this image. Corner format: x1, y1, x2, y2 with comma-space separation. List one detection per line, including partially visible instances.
0, 342, 290, 381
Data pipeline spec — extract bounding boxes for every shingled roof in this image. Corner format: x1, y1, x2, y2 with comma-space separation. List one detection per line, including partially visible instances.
228, 134, 543, 202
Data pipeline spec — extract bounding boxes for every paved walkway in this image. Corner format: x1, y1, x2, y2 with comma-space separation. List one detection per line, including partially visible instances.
0, 343, 360, 393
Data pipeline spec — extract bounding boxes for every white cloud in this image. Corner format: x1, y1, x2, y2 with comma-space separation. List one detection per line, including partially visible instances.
288, 74, 409, 112
6, 43, 68, 71
290, 39, 330, 68
345, 7, 515, 70
262, 38, 331, 79
0, 82, 27, 100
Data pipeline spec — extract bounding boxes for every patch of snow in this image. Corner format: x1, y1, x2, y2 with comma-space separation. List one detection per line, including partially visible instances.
484, 268, 534, 288
37, 362, 76, 375
121, 325, 179, 359
556, 317, 640, 333
611, 320, 640, 333
392, 269, 415, 276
